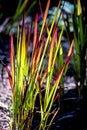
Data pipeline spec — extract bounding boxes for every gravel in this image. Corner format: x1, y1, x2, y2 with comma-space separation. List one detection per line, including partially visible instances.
0, 66, 12, 130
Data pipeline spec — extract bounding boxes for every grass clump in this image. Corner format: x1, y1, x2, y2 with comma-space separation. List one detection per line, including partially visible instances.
6, 0, 73, 129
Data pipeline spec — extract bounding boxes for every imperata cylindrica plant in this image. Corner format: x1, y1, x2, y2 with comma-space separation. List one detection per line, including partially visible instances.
6, 0, 74, 129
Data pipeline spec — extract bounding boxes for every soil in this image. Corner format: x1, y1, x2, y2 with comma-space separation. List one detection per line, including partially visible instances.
0, 66, 12, 130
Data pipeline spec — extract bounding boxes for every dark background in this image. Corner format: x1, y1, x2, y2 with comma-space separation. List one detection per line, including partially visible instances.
0, 0, 86, 24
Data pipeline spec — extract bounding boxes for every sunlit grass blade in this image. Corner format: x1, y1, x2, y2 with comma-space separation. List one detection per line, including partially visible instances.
77, 0, 82, 16
39, 0, 50, 41
45, 25, 57, 103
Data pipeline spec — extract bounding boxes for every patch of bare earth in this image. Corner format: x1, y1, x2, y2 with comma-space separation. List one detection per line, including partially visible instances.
0, 66, 12, 130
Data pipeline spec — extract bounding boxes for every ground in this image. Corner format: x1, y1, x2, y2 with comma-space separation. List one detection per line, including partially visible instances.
0, 66, 12, 130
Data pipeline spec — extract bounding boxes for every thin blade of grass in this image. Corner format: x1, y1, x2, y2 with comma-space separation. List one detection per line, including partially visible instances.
31, 13, 38, 73
45, 25, 57, 100
10, 35, 15, 90
6, 67, 12, 89
33, 13, 38, 53
39, 0, 50, 41
47, 107, 60, 130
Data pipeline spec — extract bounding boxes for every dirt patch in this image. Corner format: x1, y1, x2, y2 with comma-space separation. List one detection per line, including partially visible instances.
0, 66, 12, 130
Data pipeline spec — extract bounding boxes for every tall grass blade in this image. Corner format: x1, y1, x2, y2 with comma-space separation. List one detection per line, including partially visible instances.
39, 0, 50, 41
10, 35, 15, 90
